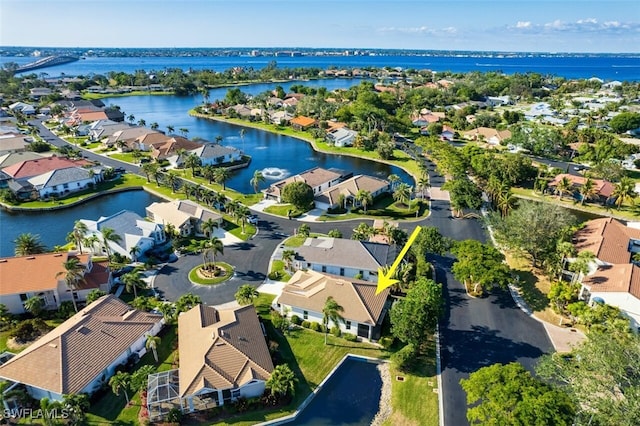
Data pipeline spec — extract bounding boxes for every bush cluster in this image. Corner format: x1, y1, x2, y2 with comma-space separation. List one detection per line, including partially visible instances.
290, 315, 301, 325
301, 320, 311, 329
309, 321, 324, 332
330, 326, 341, 337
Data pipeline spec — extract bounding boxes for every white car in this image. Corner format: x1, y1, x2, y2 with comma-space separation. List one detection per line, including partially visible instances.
248, 215, 259, 225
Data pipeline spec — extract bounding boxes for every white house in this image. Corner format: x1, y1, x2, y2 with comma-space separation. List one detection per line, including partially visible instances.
275, 270, 390, 340
0, 295, 163, 405
326, 127, 358, 147
80, 210, 165, 260
170, 144, 242, 169
293, 237, 392, 281
8, 102, 36, 116
174, 304, 273, 414
27, 166, 101, 199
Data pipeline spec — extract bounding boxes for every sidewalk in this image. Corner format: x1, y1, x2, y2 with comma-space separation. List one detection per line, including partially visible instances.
250, 199, 277, 212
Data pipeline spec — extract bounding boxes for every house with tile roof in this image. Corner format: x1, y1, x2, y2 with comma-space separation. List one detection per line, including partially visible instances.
0, 151, 45, 170
462, 127, 512, 145
0, 135, 31, 155
314, 175, 390, 210
27, 166, 102, 199
103, 127, 158, 148
290, 116, 317, 131
146, 199, 222, 238
262, 167, 343, 202
292, 237, 392, 281
2, 156, 91, 180
174, 304, 273, 414
547, 174, 615, 204
171, 144, 242, 169
569, 217, 640, 328
326, 127, 358, 147
150, 136, 202, 161
0, 252, 112, 315
0, 295, 163, 403
88, 120, 131, 142
276, 270, 390, 340
80, 210, 165, 260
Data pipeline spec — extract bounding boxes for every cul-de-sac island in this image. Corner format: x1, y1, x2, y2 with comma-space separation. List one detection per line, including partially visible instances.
1, 50, 640, 426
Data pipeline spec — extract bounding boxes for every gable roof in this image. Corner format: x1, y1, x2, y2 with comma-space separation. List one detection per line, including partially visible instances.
573, 217, 640, 264
0, 151, 45, 169
2, 156, 91, 179
150, 137, 202, 159
462, 127, 512, 141
146, 199, 221, 229
548, 174, 615, 198
190, 144, 240, 160
0, 295, 162, 395
279, 270, 389, 325
295, 237, 391, 271
27, 167, 93, 190
178, 304, 273, 397
290, 116, 317, 127
263, 167, 342, 199
582, 263, 640, 300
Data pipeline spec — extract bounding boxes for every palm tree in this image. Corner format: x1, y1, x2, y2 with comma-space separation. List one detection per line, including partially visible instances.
184, 153, 201, 177
166, 125, 175, 135
356, 189, 372, 213
109, 371, 131, 404
322, 296, 345, 344
352, 222, 374, 241
56, 257, 86, 312
150, 122, 159, 131
579, 177, 599, 205
418, 176, 430, 199
202, 164, 216, 184
127, 114, 135, 124
555, 176, 573, 199
176, 293, 202, 313
141, 162, 159, 184
165, 172, 178, 193
24, 296, 44, 316
83, 234, 100, 254
393, 183, 412, 210
40, 397, 63, 426
202, 218, 219, 238
121, 271, 146, 298
266, 364, 297, 398
281, 249, 296, 272
611, 177, 637, 210
236, 205, 250, 233
157, 302, 176, 323
129, 245, 140, 262
497, 189, 518, 217
250, 169, 266, 193
555, 241, 576, 279
145, 334, 161, 363
215, 135, 224, 145
207, 236, 224, 271
179, 128, 189, 138
100, 227, 122, 264
137, 118, 146, 127
235, 284, 259, 305
569, 250, 596, 282
214, 167, 231, 190
72, 220, 88, 253
388, 174, 401, 190
62, 393, 89, 426
14, 233, 46, 256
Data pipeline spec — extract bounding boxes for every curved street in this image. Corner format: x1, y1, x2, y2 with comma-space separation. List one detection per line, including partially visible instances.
33, 118, 553, 426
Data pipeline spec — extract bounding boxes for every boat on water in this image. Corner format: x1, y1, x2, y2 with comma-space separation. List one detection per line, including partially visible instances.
16, 55, 80, 73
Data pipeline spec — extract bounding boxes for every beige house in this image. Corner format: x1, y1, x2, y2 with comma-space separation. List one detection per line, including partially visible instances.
146, 199, 222, 237
263, 167, 343, 202
176, 304, 274, 414
0, 295, 163, 404
463, 127, 512, 145
0, 252, 111, 315
314, 174, 390, 210
275, 270, 390, 340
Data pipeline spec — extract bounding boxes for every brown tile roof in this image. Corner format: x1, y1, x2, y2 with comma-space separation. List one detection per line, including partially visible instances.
462, 127, 512, 142
573, 218, 640, 264
78, 111, 108, 122
326, 121, 347, 131
178, 304, 273, 397
279, 270, 389, 325
0, 253, 102, 295
0, 295, 162, 395
316, 175, 389, 207
582, 264, 640, 299
150, 137, 202, 159
263, 167, 342, 199
548, 174, 614, 198
2, 156, 91, 179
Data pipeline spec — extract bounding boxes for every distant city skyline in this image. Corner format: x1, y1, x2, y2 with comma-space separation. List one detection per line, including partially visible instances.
1, 0, 639, 53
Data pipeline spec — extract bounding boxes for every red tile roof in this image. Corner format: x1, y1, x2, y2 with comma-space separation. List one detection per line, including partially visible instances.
2, 156, 91, 179
573, 218, 640, 264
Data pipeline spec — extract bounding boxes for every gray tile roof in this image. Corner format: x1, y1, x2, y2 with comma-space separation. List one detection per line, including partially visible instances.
295, 237, 390, 271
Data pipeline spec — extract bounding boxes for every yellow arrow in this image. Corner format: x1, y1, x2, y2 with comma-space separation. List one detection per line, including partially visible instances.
376, 225, 422, 295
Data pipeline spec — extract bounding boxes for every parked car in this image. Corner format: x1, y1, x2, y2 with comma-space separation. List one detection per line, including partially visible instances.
248, 215, 259, 225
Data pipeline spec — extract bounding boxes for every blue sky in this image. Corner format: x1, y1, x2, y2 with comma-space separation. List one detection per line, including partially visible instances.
1, 0, 638, 53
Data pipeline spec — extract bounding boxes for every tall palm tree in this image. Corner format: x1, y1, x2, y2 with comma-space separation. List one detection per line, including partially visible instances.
129, 245, 140, 262
214, 167, 231, 190
141, 162, 159, 184
201, 218, 218, 239
356, 189, 372, 213
150, 122, 159, 131
56, 257, 86, 312
236, 206, 250, 233
388, 174, 401, 190
202, 164, 216, 184
83, 234, 100, 254
165, 172, 178, 193
145, 334, 161, 363
109, 371, 131, 404
121, 271, 146, 298
322, 296, 345, 344
418, 176, 430, 199
166, 125, 175, 135
179, 128, 189, 138
184, 153, 201, 177
72, 220, 88, 253
14, 233, 46, 256
100, 227, 122, 264
393, 183, 412, 210
281, 249, 296, 273
497, 189, 518, 217
611, 177, 637, 210
250, 170, 266, 193
40, 397, 63, 426
207, 236, 224, 270
579, 177, 599, 205
137, 118, 146, 127
555, 176, 573, 200
352, 222, 374, 241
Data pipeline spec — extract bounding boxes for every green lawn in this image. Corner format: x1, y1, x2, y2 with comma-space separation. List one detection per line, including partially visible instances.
320, 197, 427, 221
269, 259, 292, 282
188, 262, 234, 285
263, 203, 306, 218
109, 152, 151, 164
283, 233, 325, 248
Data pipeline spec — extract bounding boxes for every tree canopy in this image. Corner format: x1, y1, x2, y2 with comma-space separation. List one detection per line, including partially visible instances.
451, 240, 512, 294
461, 362, 575, 426
281, 181, 314, 209
390, 277, 443, 347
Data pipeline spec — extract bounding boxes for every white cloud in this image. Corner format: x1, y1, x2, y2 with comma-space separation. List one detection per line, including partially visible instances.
516, 21, 531, 29
507, 18, 640, 34
377, 25, 458, 36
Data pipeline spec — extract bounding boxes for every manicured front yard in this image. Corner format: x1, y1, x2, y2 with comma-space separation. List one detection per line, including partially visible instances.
264, 203, 307, 218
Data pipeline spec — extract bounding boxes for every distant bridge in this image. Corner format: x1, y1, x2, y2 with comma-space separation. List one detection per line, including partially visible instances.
16, 55, 79, 73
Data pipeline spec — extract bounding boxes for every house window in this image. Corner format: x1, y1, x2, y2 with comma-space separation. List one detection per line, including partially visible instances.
63, 183, 69, 189
321, 266, 327, 273
307, 263, 311, 268
19, 293, 28, 302
340, 268, 345, 276
346, 321, 351, 330
359, 270, 364, 277
303, 310, 308, 320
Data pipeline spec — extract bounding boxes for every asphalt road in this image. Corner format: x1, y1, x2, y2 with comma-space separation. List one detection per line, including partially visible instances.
35, 122, 553, 424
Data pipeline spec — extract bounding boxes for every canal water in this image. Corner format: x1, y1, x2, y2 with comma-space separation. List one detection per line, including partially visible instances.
0, 190, 160, 257
101, 79, 414, 194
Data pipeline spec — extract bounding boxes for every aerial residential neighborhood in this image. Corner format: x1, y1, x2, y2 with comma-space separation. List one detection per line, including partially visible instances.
0, 40, 639, 426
